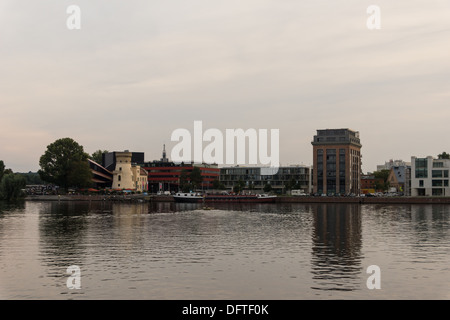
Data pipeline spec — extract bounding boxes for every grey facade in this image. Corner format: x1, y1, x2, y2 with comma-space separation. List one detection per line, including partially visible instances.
219, 166, 312, 194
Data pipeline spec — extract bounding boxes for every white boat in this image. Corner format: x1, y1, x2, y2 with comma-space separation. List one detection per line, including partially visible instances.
173, 192, 277, 203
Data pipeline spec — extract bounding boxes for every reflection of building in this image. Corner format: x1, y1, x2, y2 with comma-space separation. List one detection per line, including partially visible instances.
411, 156, 450, 196
111, 151, 148, 192
219, 165, 312, 193
311, 204, 362, 291
88, 159, 113, 188
312, 129, 362, 195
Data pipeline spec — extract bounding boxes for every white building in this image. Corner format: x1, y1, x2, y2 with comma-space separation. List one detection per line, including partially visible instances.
411, 156, 450, 196
112, 151, 148, 192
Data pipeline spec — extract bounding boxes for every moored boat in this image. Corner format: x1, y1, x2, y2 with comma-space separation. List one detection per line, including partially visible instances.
173, 192, 277, 203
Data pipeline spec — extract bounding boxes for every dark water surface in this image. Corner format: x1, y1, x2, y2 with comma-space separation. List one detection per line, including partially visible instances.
0, 201, 449, 299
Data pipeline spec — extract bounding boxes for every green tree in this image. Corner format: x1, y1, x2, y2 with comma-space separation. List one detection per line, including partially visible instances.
212, 179, 225, 190
438, 152, 450, 159
263, 183, 272, 193
233, 180, 245, 193
373, 169, 391, 191
38, 138, 93, 191
17, 172, 44, 185
189, 167, 203, 190
90, 149, 108, 164
0, 173, 26, 201
0, 160, 5, 183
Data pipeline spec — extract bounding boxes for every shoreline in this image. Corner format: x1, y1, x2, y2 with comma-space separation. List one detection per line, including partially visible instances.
24, 194, 450, 204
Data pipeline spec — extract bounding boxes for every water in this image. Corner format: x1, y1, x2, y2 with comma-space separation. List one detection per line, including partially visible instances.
0, 201, 449, 300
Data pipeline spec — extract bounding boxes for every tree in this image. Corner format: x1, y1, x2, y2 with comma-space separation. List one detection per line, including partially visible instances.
212, 179, 225, 190
0, 160, 5, 183
189, 167, 203, 190
90, 149, 108, 164
438, 152, 450, 159
373, 169, 391, 191
0, 173, 26, 201
263, 183, 272, 193
38, 138, 92, 191
233, 180, 245, 193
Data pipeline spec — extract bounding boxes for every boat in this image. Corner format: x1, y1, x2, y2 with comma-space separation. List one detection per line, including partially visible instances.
173, 192, 204, 203
173, 192, 277, 203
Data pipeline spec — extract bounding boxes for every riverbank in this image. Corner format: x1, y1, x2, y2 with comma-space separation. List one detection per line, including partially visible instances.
25, 194, 450, 204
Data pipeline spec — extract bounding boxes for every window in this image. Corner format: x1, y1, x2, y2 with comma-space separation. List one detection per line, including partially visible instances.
432, 180, 443, 187
433, 162, 444, 168
118, 175, 121, 182
432, 170, 443, 178
419, 180, 424, 187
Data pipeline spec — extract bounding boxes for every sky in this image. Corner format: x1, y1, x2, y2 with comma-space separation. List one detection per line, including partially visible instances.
1, 0, 450, 173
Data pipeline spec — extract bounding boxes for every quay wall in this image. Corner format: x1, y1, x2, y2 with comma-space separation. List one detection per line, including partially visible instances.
25, 194, 450, 204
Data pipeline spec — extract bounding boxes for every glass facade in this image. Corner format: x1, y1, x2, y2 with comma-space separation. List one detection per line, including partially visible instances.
415, 158, 428, 178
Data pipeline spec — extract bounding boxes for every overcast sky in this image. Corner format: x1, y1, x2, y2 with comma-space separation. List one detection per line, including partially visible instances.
1, 0, 450, 173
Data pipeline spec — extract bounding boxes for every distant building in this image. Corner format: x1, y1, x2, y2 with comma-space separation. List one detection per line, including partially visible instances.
88, 159, 113, 189
311, 129, 362, 195
411, 156, 450, 196
360, 174, 382, 194
103, 151, 145, 172
140, 146, 219, 192
111, 151, 148, 192
377, 159, 410, 172
219, 165, 312, 194
387, 166, 410, 194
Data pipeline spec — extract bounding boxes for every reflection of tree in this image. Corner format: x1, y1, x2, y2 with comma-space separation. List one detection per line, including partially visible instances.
38, 201, 94, 268
310, 204, 362, 292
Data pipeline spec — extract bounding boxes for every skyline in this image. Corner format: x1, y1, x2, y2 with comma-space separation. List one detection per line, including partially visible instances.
1, 1, 450, 173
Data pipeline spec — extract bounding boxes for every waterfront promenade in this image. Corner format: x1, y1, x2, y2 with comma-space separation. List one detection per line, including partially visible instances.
25, 194, 450, 204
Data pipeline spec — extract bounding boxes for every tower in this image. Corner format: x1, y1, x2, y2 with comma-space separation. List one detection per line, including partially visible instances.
311, 129, 362, 195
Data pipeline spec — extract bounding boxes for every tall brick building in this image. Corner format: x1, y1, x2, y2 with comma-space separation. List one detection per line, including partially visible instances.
311, 129, 362, 195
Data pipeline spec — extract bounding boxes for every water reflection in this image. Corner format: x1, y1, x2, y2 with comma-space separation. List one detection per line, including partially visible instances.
310, 204, 363, 292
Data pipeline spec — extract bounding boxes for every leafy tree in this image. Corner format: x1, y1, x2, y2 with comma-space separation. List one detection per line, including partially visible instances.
38, 138, 92, 191
189, 167, 203, 190
263, 183, 272, 193
373, 169, 391, 191
0, 160, 5, 183
212, 179, 225, 190
17, 172, 44, 185
90, 150, 108, 164
67, 160, 93, 189
438, 152, 450, 159
0, 173, 26, 201
233, 180, 245, 193
179, 169, 191, 192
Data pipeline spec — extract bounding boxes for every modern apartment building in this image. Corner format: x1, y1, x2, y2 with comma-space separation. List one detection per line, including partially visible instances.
219, 165, 312, 194
311, 129, 362, 195
411, 156, 450, 196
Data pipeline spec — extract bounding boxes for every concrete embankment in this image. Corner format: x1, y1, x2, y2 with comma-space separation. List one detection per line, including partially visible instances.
25, 195, 175, 202
277, 196, 450, 204
25, 194, 450, 204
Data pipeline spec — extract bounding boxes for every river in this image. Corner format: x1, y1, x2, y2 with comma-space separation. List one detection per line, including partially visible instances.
0, 201, 449, 299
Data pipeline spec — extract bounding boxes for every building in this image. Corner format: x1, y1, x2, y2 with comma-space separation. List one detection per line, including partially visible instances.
103, 151, 145, 172
111, 151, 148, 192
311, 129, 362, 195
88, 159, 113, 189
360, 174, 382, 194
140, 146, 220, 193
377, 159, 411, 172
411, 156, 450, 196
387, 165, 410, 194
219, 165, 312, 194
